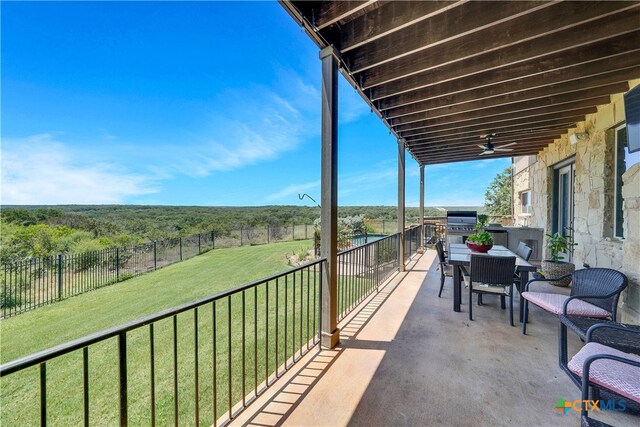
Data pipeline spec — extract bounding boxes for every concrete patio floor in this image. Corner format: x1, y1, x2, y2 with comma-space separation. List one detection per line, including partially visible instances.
231, 250, 637, 427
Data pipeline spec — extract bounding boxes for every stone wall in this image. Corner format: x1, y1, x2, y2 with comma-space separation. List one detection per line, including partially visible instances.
512, 79, 640, 323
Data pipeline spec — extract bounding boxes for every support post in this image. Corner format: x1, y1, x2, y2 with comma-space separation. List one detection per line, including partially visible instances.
398, 138, 406, 270
320, 45, 340, 349
419, 165, 425, 249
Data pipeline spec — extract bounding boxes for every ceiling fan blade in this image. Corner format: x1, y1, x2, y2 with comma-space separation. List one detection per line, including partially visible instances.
498, 142, 517, 148
494, 148, 514, 152
477, 144, 487, 149
478, 151, 488, 155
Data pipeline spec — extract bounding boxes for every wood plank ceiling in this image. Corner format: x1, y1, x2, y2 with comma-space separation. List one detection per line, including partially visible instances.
280, 0, 640, 165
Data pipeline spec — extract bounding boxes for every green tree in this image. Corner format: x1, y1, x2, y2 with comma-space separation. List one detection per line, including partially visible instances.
484, 166, 512, 217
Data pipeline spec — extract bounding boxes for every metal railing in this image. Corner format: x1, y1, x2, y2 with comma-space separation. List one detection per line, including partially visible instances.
404, 225, 422, 263
0, 260, 324, 426
337, 233, 400, 321
0, 232, 410, 426
1, 224, 315, 318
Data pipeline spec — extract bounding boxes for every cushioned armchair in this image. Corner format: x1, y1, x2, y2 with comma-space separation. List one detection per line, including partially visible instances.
567, 324, 640, 425
521, 268, 627, 335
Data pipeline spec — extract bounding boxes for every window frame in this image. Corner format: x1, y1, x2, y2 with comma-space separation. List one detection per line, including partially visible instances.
520, 190, 532, 215
614, 123, 626, 239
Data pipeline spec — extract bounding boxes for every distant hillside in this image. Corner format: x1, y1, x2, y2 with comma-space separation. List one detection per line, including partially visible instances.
0, 204, 484, 240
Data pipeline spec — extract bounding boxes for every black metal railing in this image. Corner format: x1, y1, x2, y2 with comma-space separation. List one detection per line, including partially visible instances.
337, 233, 400, 321
404, 225, 422, 263
1, 225, 315, 318
0, 260, 324, 426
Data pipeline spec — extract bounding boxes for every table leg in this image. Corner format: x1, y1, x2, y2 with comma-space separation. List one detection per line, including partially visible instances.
518, 271, 529, 323
453, 265, 461, 312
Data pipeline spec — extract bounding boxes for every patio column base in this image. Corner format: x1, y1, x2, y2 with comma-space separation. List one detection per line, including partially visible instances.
321, 329, 340, 349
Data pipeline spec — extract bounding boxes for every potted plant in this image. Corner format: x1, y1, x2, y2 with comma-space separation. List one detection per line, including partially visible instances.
466, 214, 493, 253
541, 232, 577, 287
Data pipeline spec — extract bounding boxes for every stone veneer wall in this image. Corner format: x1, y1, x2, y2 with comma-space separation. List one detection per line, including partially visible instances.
512, 79, 640, 323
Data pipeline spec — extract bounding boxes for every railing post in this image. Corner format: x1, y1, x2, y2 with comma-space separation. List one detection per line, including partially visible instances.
240, 226, 243, 246
116, 248, 120, 282
118, 332, 128, 426
179, 237, 183, 261
267, 225, 270, 244
57, 254, 63, 300
198, 233, 201, 254
153, 241, 157, 270
292, 223, 295, 241
305, 224, 308, 240
211, 231, 215, 249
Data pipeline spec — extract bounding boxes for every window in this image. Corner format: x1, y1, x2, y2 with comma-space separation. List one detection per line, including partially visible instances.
614, 124, 640, 238
520, 190, 532, 215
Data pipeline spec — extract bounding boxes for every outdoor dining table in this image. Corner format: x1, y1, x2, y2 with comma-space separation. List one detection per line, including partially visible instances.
447, 243, 537, 319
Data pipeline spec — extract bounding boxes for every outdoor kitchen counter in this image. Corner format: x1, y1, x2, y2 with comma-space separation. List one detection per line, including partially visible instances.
447, 244, 537, 318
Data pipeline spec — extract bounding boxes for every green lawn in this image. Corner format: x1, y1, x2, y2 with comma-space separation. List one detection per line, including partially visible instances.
1, 240, 319, 426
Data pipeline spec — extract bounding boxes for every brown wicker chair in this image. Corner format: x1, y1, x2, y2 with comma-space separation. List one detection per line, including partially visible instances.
464, 254, 517, 326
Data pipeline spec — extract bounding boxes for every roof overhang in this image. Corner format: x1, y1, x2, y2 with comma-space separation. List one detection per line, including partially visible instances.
280, 0, 640, 165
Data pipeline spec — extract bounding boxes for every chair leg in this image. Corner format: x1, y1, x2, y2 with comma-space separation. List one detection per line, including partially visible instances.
559, 322, 568, 369
478, 294, 483, 305
522, 300, 529, 334
508, 287, 513, 326
469, 288, 473, 321
438, 274, 445, 298
500, 295, 506, 310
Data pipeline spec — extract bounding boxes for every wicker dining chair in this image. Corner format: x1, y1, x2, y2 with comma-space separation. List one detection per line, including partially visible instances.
435, 240, 452, 298
464, 254, 517, 326
522, 268, 628, 335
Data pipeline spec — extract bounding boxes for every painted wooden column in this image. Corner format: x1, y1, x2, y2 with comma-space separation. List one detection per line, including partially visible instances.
420, 165, 425, 248
319, 46, 340, 349
398, 138, 406, 270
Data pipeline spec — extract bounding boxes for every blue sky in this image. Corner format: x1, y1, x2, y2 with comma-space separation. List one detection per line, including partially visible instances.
1, 1, 510, 207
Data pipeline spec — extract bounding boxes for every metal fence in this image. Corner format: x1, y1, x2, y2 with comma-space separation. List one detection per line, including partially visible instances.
337, 233, 400, 321
0, 260, 324, 426
0, 230, 413, 426
404, 225, 422, 262
1, 225, 314, 319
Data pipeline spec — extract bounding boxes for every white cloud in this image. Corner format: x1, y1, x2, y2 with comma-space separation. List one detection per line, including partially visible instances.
1, 134, 157, 204
263, 179, 320, 203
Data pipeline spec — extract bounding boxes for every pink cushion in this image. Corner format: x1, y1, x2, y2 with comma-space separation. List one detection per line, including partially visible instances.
568, 342, 640, 403
521, 292, 611, 317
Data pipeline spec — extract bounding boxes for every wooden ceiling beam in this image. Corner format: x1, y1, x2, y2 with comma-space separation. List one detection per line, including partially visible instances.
402, 117, 581, 140
407, 132, 563, 150
391, 83, 627, 126
364, 7, 639, 92
377, 50, 640, 111
409, 140, 554, 156
395, 97, 610, 133
415, 142, 551, 158
386, 78, 632, 120
405, 127, 572, 145
420, 150, 542, 165
338, 0, 463, 52
347, 1, 551, 73
310, 1, 377, 30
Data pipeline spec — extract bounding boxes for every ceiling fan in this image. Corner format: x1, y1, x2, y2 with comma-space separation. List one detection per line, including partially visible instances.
478, 133, 516, 155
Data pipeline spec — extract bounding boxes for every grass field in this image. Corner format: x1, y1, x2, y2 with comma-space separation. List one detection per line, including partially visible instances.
1, 240, 321, 426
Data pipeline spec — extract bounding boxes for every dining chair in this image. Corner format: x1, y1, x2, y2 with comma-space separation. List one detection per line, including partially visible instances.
522, 268, 628, 335
435, 239, 453, 298
464, 254, 517, 326
513, 242, 533, 292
